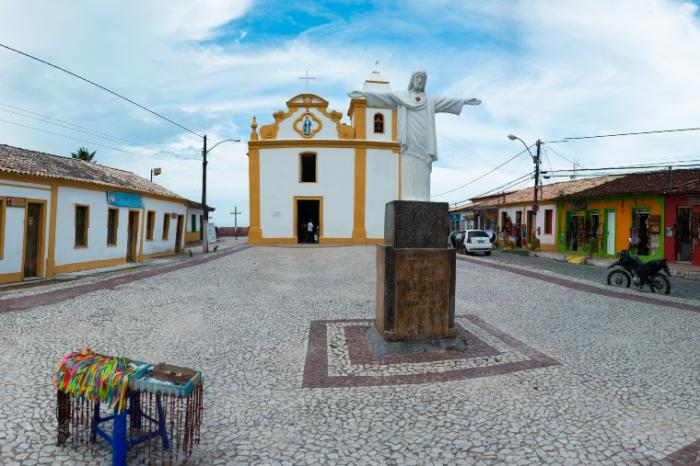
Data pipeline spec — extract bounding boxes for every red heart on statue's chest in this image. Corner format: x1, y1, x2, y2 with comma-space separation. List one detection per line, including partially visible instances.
415, 96, 421, 102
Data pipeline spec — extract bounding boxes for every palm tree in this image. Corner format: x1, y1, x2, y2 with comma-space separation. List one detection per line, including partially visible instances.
71, 146, 96, 162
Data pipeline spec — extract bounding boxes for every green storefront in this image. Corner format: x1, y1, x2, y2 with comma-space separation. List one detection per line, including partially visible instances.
556, 194, 665, 259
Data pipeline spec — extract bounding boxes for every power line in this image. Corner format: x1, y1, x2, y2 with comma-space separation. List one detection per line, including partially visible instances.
0, 116, 200, 161
0, 101, 140, 146
543, 146, 553, 171
0, 105, 144, 147
544, 143, 579, 166
450, 171, 533, 208
545, 165, 700, 179
542, 159, 700, 175
0, 117, 140, 154
0, 42, 202, 138
564, 126, 700, 141
432, 146, 532, 198
472, 172, 533, 199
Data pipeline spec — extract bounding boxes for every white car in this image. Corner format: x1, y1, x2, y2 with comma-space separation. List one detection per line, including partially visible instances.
462, 230, 492, 256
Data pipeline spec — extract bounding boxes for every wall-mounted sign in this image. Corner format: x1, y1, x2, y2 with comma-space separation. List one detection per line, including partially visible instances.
106, 192, 143, 208
6, 197, 26, 207
450, 214, 461, 221
572, 200, 586, 210
207, 223, 217, 243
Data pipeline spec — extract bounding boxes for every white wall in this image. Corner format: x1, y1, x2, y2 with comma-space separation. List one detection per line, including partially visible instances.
498, 204, 556, 245
55, 186, 127, 265
0, 179, 52, 275
142, 198, 187, 255
365, 149, 399, 238
259, 147, 355, 238
276, 108, 339, 140
536, 203, 556, 246
365, 108, 393, 142
54, 186, 187, 266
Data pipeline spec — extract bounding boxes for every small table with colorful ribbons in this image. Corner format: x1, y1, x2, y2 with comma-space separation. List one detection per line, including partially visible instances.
54, 348, 204, 466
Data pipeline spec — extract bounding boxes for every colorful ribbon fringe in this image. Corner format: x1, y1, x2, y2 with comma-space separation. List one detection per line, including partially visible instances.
53, 348, 130, 413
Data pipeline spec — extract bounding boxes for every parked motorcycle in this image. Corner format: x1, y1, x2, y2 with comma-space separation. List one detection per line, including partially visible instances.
606, 249, 671, 295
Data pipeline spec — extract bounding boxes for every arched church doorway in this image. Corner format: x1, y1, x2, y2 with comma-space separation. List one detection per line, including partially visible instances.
295, 197, 322, 243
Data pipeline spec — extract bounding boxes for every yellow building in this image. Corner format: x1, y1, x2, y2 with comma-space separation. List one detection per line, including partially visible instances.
558, 183, 666, 259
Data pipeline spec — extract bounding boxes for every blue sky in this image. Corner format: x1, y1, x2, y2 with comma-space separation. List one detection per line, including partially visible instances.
2, 0, 700, 225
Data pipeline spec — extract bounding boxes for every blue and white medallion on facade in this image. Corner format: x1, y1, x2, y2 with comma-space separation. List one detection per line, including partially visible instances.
294, 111, 322, 139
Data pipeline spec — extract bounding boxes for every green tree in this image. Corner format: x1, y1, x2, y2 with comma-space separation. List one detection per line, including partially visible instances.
71, 146, 96, 162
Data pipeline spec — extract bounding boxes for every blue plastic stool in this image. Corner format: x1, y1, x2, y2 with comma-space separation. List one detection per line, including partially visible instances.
90, 393, 169, 466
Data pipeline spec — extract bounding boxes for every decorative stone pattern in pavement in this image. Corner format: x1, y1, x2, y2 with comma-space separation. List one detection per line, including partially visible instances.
304, 315, 559, 386
664, 438, 700, 465
0, 246, 699, 465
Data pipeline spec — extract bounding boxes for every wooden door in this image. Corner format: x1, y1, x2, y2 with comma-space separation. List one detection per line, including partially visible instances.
606, 211, 616, 255
23, 203, 42, 278
126, 211, 139, 262
175, 215, 184, 253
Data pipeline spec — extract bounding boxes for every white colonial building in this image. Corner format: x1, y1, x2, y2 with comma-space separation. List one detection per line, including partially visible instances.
248, 72, 405, 244
0, 144, 189, 284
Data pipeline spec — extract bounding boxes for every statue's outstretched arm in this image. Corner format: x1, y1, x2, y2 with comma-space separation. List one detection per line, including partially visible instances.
347, 90, 397, 109
434, 96, 481, 115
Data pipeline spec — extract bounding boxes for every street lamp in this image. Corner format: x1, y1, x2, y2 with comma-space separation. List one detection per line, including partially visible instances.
508, 134, 542, 243
150, 167, 161, 182
201, 137, 241, 253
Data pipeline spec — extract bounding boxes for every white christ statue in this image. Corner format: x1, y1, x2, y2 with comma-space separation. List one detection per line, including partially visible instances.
349, 70, 481, 201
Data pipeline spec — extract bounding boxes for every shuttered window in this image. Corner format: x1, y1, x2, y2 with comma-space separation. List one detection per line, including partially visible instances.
107, 208, 118, 245
75, 205, 89, 247
146, 211, 156, 240
162, 213, 170, 240
545, 209, 553, 235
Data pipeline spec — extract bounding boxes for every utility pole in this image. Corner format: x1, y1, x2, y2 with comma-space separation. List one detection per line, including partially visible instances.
200, 136, 240, 253
230, 206, 242, 240
533, 139, 541, 214
201, 135, 209, 253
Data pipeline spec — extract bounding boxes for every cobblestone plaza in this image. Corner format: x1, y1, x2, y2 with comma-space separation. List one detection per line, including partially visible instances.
1, 246, 699, 465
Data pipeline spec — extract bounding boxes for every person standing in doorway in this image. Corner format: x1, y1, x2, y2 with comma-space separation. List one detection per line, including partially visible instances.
306, 220, 315, 243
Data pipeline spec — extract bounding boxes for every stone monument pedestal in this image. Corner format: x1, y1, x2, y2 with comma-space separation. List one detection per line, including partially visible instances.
373, 201, 462, 353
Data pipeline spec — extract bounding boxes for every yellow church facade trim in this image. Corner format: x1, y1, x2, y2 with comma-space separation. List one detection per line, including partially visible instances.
259, 94, 355, 141
248, 139, 400, 150
352, 148, 367, 243
248, 147, 263, 243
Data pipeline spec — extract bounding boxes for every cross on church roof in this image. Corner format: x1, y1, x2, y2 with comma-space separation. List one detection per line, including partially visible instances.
298, 70, 316, 89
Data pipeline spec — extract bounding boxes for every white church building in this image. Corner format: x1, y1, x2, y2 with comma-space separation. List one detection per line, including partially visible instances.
248, 71, 405, 245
